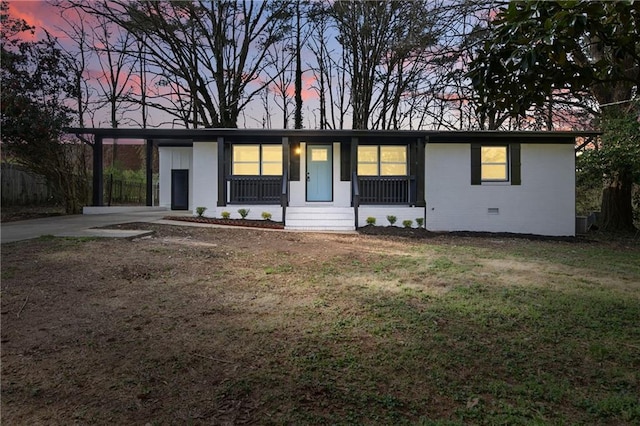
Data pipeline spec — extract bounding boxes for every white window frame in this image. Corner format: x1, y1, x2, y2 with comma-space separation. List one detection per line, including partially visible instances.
232, 144, 282, 176
357, 145, 408, 176
481, 145, 509, 182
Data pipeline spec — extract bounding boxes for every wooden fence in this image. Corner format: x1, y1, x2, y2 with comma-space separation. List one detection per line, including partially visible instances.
1, 164, 57, 206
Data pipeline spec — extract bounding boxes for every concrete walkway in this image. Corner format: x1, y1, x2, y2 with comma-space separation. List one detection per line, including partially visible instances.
1, 209, 191, 244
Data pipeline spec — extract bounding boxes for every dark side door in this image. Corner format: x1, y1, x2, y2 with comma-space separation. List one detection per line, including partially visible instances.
171, 169, 189, 210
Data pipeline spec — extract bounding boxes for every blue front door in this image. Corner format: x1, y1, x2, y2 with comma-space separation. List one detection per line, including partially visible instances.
306, 144, 333, 201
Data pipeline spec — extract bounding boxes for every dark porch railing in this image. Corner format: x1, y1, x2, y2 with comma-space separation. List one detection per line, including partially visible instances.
228, 176, 281, 204
358, 176, 415, 204
104, 174, 158, 206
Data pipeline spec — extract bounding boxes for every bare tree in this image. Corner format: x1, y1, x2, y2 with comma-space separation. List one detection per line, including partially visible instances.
92, 14, 138, 128
263, 32, 295, 128
307, 0, 350, 129
72, 0, 294, 128
52, 2, 97, 130
293, 0, 304, 129
329, 1, 450, 130
134, 36, 149, 128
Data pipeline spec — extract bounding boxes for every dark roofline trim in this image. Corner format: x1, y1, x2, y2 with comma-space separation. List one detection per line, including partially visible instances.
66, 127, 601, 145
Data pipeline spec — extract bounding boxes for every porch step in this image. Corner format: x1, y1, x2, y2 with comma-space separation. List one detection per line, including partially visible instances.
285, 207, 355, 231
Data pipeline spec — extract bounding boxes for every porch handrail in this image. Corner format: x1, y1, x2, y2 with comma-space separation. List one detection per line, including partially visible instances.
227, 175, 281, 204
358, 175, 413, 204
281, 169, 288, 226
352, 171, 360, 229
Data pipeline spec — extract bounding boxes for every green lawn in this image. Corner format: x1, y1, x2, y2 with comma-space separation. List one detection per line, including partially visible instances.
2, 227, 639, 424
273, 241, 639, 424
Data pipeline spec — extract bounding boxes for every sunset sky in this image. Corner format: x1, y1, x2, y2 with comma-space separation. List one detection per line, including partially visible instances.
6, 0, 326, 130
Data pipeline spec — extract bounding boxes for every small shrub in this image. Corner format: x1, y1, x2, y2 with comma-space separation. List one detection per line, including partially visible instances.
195, 206, 207, 217
238, 208, 250, 219
402, 219, 413, 228
416, 217, 424, 228
366, 216, 376, 225
221, 211, 231, 219
261, 211, 272, 221
387, 215, 397, 226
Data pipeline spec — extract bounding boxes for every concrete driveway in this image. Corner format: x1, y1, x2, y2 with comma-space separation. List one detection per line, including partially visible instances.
1, 208, 189, 244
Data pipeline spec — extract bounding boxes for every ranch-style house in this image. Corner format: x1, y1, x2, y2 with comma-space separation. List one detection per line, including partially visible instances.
69, 128, 599, 236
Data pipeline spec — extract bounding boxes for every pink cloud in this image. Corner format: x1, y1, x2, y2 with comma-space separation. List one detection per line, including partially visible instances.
302, 74, 318, 101
266, 73, 318, 102
7, 0, 69, 40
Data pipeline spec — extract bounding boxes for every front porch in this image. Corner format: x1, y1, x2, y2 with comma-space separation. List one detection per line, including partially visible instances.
221, 173, 419, 230
207, 203, 425, 231
216, 135, 425, 230
225, 175, 416, 206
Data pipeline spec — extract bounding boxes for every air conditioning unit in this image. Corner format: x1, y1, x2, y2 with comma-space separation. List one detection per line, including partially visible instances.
575, 216, 588, 234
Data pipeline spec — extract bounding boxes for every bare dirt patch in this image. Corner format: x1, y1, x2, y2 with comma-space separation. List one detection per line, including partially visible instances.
2, 224, 639, 424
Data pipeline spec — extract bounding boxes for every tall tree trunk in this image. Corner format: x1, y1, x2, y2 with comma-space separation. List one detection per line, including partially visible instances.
596, 102, 637, 232
294, 1, 303, 129
600, 173, 635, 231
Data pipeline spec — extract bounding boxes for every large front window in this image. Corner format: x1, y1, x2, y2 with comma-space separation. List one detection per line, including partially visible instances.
229, 144, 282, 204
358, 145, 407, 176
232, 145, 282, 176
357, 145, 411, 204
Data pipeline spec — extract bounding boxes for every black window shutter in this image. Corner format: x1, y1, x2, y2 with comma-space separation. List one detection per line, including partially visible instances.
340, 141, 351, 181
225, 143, 232, 177
510, 143, 521, 185
470, 143, 481, 185
289, 142, 300, 181
409, 142, 417, 177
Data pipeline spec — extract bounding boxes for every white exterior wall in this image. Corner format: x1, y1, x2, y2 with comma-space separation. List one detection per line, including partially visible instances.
289, 142, 306, 206
217, 205, 284, 222
158, 146, 193, 210
425, 143, 575, 236
358, 206, 425, 227
191, 142, 218, 217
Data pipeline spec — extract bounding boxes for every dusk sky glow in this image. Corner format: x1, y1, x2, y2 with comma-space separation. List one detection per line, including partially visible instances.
6, 0, 327, 129
5, 1, 580, 132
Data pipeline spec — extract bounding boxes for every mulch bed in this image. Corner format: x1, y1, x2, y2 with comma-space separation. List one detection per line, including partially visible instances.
357, 224, 587, 242
162, 218, 584, 242
164, 216, 285, 229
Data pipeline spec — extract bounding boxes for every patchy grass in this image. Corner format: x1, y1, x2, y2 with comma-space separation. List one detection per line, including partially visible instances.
1, 226, 639, 424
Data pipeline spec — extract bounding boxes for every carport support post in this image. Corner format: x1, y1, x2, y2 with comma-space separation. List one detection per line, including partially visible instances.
146, 139, 154, 206
92, 135, 104, 206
